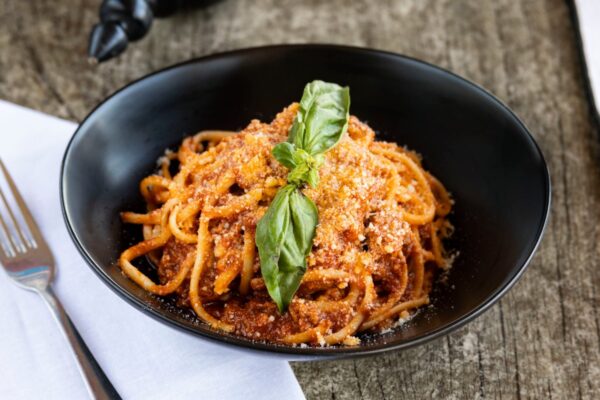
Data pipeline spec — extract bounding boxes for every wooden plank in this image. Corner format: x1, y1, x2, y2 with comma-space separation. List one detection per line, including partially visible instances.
0, 0, 598, 398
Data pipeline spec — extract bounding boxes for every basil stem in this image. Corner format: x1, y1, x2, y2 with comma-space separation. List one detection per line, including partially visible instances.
256, 80, 350, 312
273, 143, 324, 188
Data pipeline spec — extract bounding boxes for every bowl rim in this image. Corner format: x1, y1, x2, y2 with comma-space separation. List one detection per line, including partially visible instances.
60, 43, 551, 356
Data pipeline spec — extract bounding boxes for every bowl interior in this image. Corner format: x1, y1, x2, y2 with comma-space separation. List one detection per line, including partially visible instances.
61, 45, 549, 355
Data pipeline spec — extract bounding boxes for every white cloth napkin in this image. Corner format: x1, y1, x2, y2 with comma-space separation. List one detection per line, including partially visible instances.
0, 100, 305, 400
575, 0, 600, 115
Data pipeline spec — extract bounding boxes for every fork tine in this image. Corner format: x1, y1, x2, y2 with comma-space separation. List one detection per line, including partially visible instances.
0, 187, 28, 253
0, 211, 16, 258
0, 159, 40, 250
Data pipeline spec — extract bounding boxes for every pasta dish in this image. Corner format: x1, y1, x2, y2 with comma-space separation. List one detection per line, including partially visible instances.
119, 83, 452, 346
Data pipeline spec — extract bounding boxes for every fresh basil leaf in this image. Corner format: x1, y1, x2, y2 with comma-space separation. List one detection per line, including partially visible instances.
288, 80, 350, 156
256, 184, 318, 312
272, 142, 297, 170
288, 189, 318, 255
256, 186, 292, 311
307, 168, 319, 188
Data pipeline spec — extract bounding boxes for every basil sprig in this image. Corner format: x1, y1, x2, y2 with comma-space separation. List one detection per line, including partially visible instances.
272, 143, 324, 188
256, 80, 350, 312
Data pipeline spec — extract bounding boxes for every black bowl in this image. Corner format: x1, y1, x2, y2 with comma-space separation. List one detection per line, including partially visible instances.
60, 45, 550, 356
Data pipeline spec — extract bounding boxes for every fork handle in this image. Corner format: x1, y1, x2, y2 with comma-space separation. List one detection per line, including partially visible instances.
39, 286, 121, 400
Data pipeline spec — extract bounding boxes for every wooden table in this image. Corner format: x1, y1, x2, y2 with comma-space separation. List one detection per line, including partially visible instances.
1, 0, 598, 398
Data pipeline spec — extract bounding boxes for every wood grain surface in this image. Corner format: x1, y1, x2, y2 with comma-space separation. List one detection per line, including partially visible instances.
1, 0, 598, 398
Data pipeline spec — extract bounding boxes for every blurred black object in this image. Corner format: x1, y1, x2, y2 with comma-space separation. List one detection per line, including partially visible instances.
88, 0, 216, 63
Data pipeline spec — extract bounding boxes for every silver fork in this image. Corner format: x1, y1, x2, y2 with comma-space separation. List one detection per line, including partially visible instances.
0, 159, 120, 400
